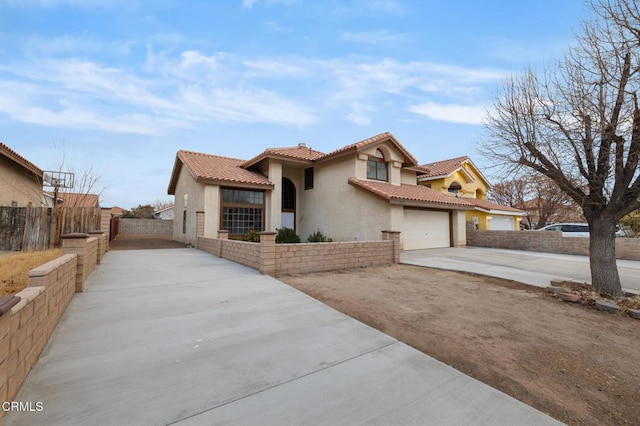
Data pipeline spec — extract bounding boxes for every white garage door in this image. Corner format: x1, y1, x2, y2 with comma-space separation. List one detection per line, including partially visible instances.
402, 208, 450, 250
490, 216, 514, 231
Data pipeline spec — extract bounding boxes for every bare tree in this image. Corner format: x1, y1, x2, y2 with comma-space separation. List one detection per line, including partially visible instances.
153, 199, 174, 211
482, 0, 640, 297
489, 175, 580, 229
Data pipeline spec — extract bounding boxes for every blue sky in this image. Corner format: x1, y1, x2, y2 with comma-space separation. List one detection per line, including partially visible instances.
0, 0, 587, 208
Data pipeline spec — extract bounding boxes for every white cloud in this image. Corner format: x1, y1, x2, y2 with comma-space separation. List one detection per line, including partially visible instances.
0, 42, 504, 133
408, 102, 487, 125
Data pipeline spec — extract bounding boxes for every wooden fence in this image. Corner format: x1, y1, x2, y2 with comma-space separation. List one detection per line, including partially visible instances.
0, 206, 101, 251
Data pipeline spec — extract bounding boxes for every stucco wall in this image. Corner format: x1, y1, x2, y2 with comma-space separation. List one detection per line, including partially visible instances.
298, 156, 393, 242
172, 165, 205, 245
0, 156, 43, 207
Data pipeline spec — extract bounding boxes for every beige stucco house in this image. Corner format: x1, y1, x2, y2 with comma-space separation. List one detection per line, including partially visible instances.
418, 156, 525, 230
168, 132, 523, 249
0, 142, 44, 207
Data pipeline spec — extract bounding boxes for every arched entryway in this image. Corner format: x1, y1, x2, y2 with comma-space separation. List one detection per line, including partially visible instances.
281, 177, 296, 230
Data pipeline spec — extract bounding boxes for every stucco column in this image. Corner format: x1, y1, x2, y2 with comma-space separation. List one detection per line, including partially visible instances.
452, 210, 467, 247
61, 233, 89, 292
259, 232, 277, 275
382, 230, 401, 263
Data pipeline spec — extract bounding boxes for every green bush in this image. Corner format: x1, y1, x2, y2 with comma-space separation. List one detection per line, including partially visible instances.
241, 229, 260, 242
276, 227, 300, 243
306, 230, 332, 243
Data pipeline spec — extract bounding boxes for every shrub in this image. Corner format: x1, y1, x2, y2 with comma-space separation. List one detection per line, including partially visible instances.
241, 229, 260, 242
307, 230, 332, 243
276, 227, 300, 243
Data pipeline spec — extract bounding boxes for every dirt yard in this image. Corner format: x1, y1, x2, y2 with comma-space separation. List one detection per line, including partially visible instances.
280, 265, 640, 426
109, 234, 187, 250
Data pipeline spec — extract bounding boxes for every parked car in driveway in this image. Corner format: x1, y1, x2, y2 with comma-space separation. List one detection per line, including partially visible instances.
539, 223, 634, 237
538, 223, 590, 237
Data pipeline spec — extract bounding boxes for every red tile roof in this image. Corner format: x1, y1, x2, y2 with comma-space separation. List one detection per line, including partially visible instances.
348, 178, 473, 207
320, 132, 418, 165
471, 198, 525, 214
242, 144, 326, 168
0, 142, 43, 178
348, 178, 524, 214
168, 150, 273, 194
420, 156, 470, 178
59, 192, 100, 208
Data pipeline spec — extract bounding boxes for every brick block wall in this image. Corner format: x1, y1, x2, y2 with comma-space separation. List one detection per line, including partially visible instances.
119, 219, 173, 235
62, 236, 98, 292
274, 241, 394, 275
197, 231, 398, 276
197, 237, 221, 257
0, 253, 77, 410
466, 221, 640, 260
221, 240, 260, 270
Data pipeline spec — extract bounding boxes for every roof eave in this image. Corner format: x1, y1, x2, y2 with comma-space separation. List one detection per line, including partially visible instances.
389, 199, 469, 210
197, 177, 274, 190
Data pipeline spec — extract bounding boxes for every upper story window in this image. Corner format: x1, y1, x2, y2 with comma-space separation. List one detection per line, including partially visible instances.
304, 167, 314, 190
367, 149, 388, 181
448, 182, 462, 194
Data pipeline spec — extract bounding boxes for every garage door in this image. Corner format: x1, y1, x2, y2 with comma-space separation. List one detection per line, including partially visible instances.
489, 216, 514, 231
402, 208, 450, 250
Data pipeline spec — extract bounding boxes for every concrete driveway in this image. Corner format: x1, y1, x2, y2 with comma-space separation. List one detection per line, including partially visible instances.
401, 247, 640, 294
7, 248, 559, 425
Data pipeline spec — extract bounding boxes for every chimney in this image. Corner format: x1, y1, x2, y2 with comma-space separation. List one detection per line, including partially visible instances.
298, 142, 307, 148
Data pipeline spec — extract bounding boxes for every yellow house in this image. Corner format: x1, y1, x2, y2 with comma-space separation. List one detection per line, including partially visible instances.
418, 156, 524, 230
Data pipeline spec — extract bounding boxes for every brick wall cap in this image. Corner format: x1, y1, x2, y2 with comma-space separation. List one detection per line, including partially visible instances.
0, 296, 20, 316
217, 230, 229, 234
88, 230, 104, 235
381, 230, 401, 234
61, 233, 90, 239
259, 231, 277, 235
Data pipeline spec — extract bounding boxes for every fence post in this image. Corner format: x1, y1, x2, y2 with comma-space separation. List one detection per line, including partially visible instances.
259, 232, 277, 275
381, 230, 401, 264
61, 233, 89, 292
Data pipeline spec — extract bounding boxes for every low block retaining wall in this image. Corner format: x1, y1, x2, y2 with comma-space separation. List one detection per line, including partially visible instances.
198, 237, 260, 270
0, 232, 103, 416
198, 230, 400, 276
118, 218, 173, 235
466, 222, 640, 261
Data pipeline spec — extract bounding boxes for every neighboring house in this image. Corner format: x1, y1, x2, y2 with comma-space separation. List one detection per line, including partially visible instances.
153, 204, 174, 220
58, 192, 100, 208
168, 132, 523, 249
0, 142, 44, 207
110, 206, 126, 217
520, 198, 586, 229
418, 156, 524, 230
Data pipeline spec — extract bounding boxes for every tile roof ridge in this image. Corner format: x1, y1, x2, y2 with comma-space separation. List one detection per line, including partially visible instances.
178, 150, 247, 162
421, 155, 470, 167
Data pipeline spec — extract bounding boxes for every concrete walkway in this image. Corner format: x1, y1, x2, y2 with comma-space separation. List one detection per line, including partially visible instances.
401, 247, 640, 294
7, 249, 560, 425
